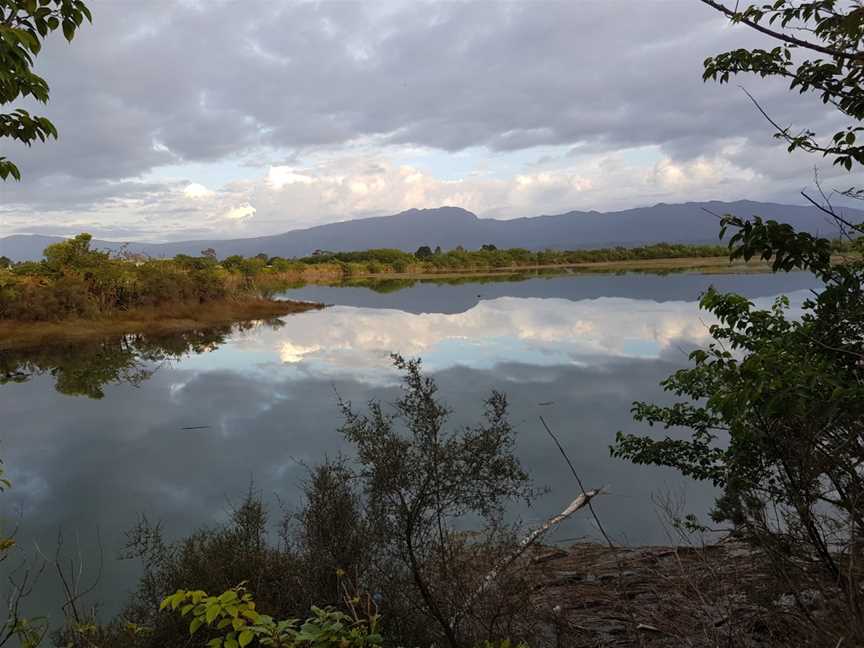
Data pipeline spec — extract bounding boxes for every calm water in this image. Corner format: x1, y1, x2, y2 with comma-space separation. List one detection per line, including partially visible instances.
0, 270, 821, 621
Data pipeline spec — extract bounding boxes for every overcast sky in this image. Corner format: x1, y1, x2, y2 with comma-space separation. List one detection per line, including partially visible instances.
0, 0, 859, 242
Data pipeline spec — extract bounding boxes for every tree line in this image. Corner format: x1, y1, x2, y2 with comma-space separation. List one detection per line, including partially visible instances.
3, 237, 807, 322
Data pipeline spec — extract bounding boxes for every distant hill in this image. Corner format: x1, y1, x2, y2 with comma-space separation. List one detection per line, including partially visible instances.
1, 200, 857, 262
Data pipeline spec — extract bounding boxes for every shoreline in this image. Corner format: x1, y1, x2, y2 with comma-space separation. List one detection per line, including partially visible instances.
0, 253, 828, 351
0, 298, 323, 351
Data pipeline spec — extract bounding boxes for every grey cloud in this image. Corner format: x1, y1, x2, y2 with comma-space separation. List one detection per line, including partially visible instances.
1, 177, 170, 211
1, 0, 860, 238
1, 1, 845, 184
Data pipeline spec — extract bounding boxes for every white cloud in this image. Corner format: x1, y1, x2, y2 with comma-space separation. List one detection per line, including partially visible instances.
183, 182, 214, 199
2, 141, 851, 241
266, 167, 316, 189
224, 204, 256, 221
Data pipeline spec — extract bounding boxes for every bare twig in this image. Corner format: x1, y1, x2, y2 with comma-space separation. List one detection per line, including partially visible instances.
37, 529, 104, 627
801, 190, 864, 237
540, 416, 615, 549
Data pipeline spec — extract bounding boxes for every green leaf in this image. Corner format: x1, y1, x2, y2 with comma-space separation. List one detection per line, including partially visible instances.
218, 590, 238, 603
238, 630, 254, 647
205, 604, 221, 624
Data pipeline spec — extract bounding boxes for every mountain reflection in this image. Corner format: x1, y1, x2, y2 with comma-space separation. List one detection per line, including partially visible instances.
283, 271, 822, 315
0, 319, 284, 398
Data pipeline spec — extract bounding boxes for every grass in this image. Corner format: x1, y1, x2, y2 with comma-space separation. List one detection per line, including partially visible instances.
0, 298, 323, 351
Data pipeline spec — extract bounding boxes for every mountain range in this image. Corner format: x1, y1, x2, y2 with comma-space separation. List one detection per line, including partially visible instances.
1, 200, 857, 262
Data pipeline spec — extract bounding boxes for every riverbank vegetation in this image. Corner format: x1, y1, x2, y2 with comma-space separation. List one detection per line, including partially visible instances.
254, 239, 863, 276
293, 241, 739, 274
0, 234, 325, 332
0, 299, 318, 351
3, 236, 842, 326
0, 235, 795, 328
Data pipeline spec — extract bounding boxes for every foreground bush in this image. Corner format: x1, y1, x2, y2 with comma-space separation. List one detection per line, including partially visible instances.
107, 357, 541, 648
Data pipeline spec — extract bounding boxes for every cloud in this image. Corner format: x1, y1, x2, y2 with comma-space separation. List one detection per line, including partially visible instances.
1, 0, 860, 238
183, 183, 214, 199
2, 145, 851, 241
223, 203, 256, 221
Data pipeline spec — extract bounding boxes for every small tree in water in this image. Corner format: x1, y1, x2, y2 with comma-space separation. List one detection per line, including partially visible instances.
338, 355, 536, 648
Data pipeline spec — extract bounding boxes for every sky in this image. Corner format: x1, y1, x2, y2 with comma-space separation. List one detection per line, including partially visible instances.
0, 0, 860, 242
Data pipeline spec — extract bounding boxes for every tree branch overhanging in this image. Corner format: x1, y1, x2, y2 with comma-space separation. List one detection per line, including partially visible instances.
700, 0, 864, 61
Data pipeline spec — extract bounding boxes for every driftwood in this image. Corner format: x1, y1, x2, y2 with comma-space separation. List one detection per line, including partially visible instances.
452, 489, 601, 627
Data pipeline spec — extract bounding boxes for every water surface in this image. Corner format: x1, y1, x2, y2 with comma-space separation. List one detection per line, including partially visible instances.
0, 270, 820, 621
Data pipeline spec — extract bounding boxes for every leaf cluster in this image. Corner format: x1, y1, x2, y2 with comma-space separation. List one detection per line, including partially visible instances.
0, 0, 91, 180
703, 0, 864, 170
161, 586, 382, 648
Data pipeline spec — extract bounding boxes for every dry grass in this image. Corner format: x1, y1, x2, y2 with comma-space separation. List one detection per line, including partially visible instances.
0, 298, 323, 351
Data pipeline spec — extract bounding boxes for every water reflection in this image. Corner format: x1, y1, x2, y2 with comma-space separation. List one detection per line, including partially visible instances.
0, 272, 821, 396
260, 279, 818, 378
0, 320, 285, 398
285, 271, 820, 314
